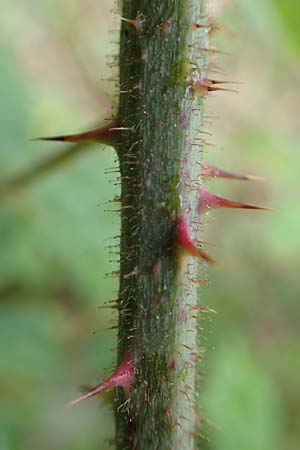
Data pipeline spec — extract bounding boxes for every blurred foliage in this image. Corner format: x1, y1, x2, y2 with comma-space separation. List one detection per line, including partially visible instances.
0, 0, 299, 449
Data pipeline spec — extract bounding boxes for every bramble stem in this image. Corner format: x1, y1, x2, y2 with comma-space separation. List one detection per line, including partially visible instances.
116, 2, 208, 449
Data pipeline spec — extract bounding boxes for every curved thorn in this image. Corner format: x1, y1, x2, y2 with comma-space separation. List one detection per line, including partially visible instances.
67, 381, 109, 407
209, 79, 243, 85
67, 352, 135, 407
201, 161, 263, 181
192, 76, 239, 95
207, 86, 238, 93
200, 187, 271, 212
120, 15, 144, 30
176, 214, 216, 265
34, 120, 119, 145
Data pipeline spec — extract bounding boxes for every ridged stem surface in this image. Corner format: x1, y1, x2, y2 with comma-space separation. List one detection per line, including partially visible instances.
116, 2, 208, 449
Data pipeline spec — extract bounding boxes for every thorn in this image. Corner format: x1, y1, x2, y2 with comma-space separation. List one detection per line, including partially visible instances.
188, 304, 217, 314
123, 266, 139, 279
192, 22, 225, 37
196, 47, 229, 56
208, 79, 242, 85
176, 214, 216, 265
67, 353, 135, 407
200, 187, 271, 212
105, 325, 119, 331
207, 23, 237, 38
201, 161, 263, 181
170, 360, 177, 371
34, 120, 120, 145
191, 75, 238, 95
120, 15, 144, 30
192, 22, 210, 29
207, 86, 238, 93
187, 277, 207, 285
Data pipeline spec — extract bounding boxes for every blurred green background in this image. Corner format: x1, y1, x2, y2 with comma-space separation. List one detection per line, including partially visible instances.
0, 1, 299, 449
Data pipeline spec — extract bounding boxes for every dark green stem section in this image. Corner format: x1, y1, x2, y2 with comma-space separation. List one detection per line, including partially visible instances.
116, 1, 208, 449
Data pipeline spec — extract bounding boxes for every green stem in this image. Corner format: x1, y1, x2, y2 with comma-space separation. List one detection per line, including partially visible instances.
116, 2, 208, 449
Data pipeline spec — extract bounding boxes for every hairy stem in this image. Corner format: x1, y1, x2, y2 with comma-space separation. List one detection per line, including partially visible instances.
116, 1, 208, 449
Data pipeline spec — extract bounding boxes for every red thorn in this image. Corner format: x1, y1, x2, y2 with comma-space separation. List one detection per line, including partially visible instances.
208, 79, 242, 85
200, 187, 271, 212
207, 85, 238, 94
170, 359, 177, 371
121, 15, 144, 30
166, 407, 173, 417
201, 161, 262, 181
192, 75, 238, 95
192, 22, 209, 29
176, 214, 215, 265
67, 353, 135, 407
34, 120, 120, 145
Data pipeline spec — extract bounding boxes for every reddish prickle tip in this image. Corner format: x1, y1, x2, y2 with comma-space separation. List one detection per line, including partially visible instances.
192, 75, 238, 95
200, 187, 271, 212
34, 120, 120, 145
120, 15, 144, 30
170, 359, 177, 371
67, 352, 135, 407
176, 214, 215, 265
201, 161, 262, 181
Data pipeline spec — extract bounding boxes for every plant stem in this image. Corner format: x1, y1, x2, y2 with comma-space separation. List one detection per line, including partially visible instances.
116, 1, 208, 449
